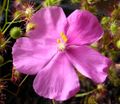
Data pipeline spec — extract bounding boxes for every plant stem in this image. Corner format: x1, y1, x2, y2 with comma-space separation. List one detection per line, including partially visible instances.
2, 14, 21, 34
0, 60, 12, 67
2, 15, 23, 32
75, 89, 97, 97
5, 0, 9, 23
1, 22, 7, 32
0, 37, 11, 49
19, 75, 29, 87
35, 4, 42, 11
7, 20, 25, 24
0, 79, 11, 81
2, 73, 11, 78
1, 0, 9, 31
0, 0, 7, 16
4, 88, 17, 96
52, 99, 56, 104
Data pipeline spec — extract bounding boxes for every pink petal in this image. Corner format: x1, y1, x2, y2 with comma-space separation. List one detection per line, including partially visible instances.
66, 10, 103, 45
66, 46, 111, 83
28, 6, 67, 41
12, 37, 57, 75
33, 52, 80, 101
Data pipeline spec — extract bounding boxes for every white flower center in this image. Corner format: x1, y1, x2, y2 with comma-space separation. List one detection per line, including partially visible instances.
58, 43, 66, 51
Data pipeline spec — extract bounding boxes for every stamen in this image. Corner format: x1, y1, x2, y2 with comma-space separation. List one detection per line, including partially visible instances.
57, 39, 61, 44
56, 32, 68, 51
60, 32, 68, 42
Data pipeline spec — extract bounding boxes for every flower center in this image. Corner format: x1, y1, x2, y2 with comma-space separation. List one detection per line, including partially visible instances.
57, 32, 68, 51
58, 42, 66, 51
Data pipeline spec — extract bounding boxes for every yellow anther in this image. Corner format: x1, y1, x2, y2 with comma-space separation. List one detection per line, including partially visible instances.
56, 32, 68, 51
60, 32, 68, 42
26, 22, 36, 32
57, 39, 61, 44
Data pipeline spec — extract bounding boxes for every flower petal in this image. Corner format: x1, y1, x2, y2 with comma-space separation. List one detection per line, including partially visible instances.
66, 46, 111, 83
12, 37, 57, 75
33, 52, 80, 101
67, 10, 103, 45
28, 6, 67, 40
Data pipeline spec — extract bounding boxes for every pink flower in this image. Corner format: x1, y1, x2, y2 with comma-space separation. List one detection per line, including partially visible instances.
12, 6, 111, 101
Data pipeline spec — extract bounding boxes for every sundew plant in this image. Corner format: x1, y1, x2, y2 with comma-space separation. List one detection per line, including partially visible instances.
0, 0, 120, 104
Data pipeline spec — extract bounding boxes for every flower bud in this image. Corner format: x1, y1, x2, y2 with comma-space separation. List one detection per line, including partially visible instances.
25, 7, 34, 19
0, 55, 4, 64
101, 17, 110, 25
116, 40, 120, 49
110, 23, 118, 34
96, 84, 107, 100
10, 27, 22, 39
11, 67, 21, 83
97, 84, 105, 91
26, 23, 36, 32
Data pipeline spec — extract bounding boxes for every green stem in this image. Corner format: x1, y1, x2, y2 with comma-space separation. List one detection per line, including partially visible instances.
0, 37, 11, 49
35, 4, 42, 11
2, 14, 21, 34
18, 75, 29, 87
4, 88, 17, 96
1, 0, 9, 31
0, 60, 12, 67
0, 0, 7, 16
52, 99, 56, 104
0, 79, 11, 81
1, 22, 7, 32
5, 0, 9, 23
75, 89, 96, 97
1, 73, 11, 79
7, 20, 25, 24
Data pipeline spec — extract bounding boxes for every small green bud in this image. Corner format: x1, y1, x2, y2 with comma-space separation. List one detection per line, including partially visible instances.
101, 17, 110, 25
0, 55, 4, 64
10, 27, 22, 39
110, 23, 118, 34
97, 84, 105, 91
116, 40, 120, 49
